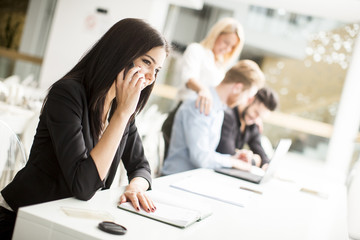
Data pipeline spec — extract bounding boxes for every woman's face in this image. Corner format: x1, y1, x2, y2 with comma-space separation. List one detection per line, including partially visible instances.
133, 46, 167, 90
213, 33, 239, 59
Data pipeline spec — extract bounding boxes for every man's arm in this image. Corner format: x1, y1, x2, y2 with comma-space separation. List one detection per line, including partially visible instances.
247, 125, 270, 167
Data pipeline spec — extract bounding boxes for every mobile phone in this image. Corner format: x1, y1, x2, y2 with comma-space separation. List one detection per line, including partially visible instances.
123, 62, 135, 80
98, 221, 127, 235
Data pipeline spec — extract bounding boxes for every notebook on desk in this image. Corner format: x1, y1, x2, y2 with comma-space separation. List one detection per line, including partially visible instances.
215, 138, 292, 184
117, 190, 212, 228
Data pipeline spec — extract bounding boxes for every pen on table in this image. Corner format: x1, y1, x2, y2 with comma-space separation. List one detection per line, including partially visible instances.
300, 187, 328, 199
239, 186, 263, 195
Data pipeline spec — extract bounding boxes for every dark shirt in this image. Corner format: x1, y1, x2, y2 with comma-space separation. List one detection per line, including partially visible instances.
216, 107, 270, 167
2, 79, 151, 211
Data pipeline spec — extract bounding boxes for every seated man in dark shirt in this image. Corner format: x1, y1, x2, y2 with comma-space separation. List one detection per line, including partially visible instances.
216, 87, 278, 168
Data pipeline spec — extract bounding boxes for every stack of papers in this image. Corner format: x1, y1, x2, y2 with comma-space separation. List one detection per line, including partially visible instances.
170, 173, 253, 207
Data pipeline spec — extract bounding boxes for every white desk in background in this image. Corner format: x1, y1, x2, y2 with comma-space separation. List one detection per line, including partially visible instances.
0, 101, 35, 134
12, 168, 348, 240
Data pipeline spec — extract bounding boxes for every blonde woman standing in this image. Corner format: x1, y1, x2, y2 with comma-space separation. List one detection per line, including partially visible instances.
162, 17, 244, 157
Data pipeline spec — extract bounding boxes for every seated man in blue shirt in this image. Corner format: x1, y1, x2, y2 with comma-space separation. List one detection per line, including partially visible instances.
216, 87, 278, 169
162, 60, 265, 175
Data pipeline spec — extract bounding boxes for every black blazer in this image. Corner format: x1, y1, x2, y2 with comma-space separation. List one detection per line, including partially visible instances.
2, 79, 151, 211
216, 107, 270, 167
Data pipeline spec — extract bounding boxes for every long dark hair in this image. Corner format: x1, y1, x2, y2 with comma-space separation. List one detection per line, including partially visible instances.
48, 18, 169, 140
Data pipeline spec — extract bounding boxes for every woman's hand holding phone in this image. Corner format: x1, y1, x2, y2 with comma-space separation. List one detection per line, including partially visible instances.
123, 62, 135, 80
115, 63, 145, 118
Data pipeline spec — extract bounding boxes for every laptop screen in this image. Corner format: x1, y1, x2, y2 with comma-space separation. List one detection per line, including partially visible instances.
215, 138, 292, 184
259, 138, 292, 183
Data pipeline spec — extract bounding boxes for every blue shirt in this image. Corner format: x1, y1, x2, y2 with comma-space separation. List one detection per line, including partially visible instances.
162, 88, 232, 175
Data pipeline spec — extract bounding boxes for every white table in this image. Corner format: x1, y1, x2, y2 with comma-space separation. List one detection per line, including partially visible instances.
12, 168, 348, 240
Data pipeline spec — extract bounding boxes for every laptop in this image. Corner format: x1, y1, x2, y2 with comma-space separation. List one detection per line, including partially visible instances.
215, 139, 292, 184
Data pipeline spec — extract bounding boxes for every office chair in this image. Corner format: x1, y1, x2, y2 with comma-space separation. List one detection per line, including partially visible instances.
136, 105, 167, 178
0, 120, 27, 190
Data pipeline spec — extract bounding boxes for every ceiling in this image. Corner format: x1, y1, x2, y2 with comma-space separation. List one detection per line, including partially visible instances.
234, 0, 360, 23
183, 0, 360, 23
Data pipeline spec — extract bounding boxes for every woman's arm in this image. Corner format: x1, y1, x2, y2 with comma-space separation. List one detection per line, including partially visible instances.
91, 67, 154, 212
186, 78, 212, 115
185, 77, 205, 93
118, 119, 152, 212
90, 66, 143, 180
90, 110, 131, 180
181, 44, 213, 115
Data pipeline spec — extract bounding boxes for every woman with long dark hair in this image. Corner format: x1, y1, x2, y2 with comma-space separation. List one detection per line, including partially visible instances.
0, 18, 169, 239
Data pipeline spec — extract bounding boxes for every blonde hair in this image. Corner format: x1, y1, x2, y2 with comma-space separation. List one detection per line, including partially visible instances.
222, 60, 265, 89
200, 17, 244, 67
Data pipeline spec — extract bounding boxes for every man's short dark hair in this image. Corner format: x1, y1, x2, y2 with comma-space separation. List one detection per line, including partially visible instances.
255, 87, 278, 111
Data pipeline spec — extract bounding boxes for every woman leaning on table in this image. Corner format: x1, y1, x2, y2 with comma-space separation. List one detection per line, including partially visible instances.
162, 17, 244, 157
0, 18, 169, 239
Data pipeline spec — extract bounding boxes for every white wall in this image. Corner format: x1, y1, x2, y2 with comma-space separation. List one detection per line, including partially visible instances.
39, 0, 169, 89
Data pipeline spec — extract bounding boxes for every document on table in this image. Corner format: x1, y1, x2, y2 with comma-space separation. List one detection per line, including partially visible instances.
118, 190, 212, 228
170, 173, 253, 207
61, 206, 114, 221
